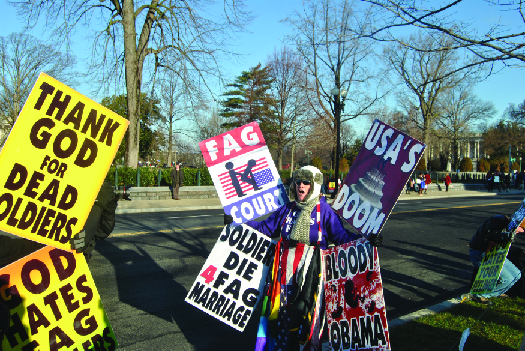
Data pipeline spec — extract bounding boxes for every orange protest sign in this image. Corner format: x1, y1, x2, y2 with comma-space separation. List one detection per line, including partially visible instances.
0, 73, 128, 250
0, 246, 118, 350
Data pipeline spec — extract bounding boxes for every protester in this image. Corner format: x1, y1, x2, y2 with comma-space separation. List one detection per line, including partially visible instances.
226, 166, 382, 350
468, 214, 523, 303
0, 182, 119, 345
444, 173, 452, 192
0, 182, 119, 268
170, 162, 185, 200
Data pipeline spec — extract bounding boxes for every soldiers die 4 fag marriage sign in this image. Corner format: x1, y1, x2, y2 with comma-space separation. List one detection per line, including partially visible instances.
0, 73, 128, 250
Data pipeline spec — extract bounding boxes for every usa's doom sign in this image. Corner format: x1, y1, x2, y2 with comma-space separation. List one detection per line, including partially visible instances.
200, 122, 289, 224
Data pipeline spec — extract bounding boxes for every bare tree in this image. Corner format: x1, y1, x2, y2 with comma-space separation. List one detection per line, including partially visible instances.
361, 0, 525, 68
435, 83, 496, 171
506, 100, 525, 125
0, 32, 76, 145
9, 0, 251, 167
195, 106, 227, 141
284, 0, 387, 183
384, 31, 479, 166
266, 46, 310, 170
156, 69, 189, 166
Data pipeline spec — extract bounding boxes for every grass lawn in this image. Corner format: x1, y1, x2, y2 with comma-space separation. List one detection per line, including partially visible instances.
389, 296, 525, 350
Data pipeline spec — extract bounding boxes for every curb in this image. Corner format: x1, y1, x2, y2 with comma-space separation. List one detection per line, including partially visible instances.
388, 296, 464, 328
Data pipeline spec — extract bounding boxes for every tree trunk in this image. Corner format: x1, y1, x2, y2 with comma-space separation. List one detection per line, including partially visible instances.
422, 110, 432, 170
123, 0, 140, 168
168, 104, 174, 166
291, 117, 296, 173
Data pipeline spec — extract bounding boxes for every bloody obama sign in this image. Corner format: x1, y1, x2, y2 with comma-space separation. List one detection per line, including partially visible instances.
332, 120, 426, 237
323, 238, 390, 350
200, 122, 289, 224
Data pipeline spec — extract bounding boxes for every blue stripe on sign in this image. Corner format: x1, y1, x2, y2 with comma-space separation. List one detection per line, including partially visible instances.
224, 183, 289, 224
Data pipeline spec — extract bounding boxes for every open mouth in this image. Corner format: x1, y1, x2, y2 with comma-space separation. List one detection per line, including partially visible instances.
298, 189, 306, 195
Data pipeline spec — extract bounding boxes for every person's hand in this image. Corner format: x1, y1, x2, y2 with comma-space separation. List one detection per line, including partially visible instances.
224, 213, 234, 225
516, 226, 524, 234
368, 233, 383, 247
70, 231, 86, 253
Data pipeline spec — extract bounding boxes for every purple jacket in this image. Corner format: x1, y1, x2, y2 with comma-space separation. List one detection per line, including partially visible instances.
246, 197, 362, 249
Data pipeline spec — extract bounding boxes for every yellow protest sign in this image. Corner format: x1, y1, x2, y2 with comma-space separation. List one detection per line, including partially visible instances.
0, 73, 128, 250
0, 246, 118, 350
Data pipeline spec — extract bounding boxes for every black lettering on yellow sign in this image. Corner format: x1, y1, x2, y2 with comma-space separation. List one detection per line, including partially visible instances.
34, 82, 121, 147
29, 117, 98, 168
0, 249, 107, 350
1, 163, 78, 243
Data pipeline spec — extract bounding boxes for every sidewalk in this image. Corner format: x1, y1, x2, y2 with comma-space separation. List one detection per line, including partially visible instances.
115, 186, 525, 214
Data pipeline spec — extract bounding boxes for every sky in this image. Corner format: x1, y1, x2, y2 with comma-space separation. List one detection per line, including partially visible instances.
1, 0, 524, 137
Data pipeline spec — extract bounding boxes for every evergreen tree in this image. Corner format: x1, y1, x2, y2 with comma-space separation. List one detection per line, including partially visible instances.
221, 64, 275, 139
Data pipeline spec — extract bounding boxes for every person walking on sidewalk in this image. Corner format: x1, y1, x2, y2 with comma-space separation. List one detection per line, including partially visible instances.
445, 173, 452, 192
487, 171, 494, 192
170, 162, 185, 200
424, 172, 431, 194
419, 174, 425, 196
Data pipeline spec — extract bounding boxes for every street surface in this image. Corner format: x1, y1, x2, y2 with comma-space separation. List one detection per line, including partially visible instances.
90, 195, 525, 350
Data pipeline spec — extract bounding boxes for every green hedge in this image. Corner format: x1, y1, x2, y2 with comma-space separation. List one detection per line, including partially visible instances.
106, 166, 348, 187
105, 166, 214, 187
278, 169, 349, 184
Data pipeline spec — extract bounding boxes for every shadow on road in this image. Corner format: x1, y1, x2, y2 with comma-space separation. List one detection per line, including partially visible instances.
95, 233, 259, 350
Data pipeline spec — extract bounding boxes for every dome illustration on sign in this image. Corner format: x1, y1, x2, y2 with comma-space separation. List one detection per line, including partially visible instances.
350, 167, 385, 210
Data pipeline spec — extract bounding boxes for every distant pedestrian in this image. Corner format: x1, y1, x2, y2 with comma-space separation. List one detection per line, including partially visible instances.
424, 172, 431, 194
170, 162, 185, 200
487, 171, 494, 192
494, 171, 501, 192
419, 174, 425, 196
445, 173, 452, 192
504, 173, 511, 192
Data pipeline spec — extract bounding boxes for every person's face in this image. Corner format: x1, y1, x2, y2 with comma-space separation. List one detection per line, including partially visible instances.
296, 180, 311, 202
176, 164, 180, 170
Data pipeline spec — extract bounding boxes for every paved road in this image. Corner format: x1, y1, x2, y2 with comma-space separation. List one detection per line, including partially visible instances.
91, 195, 525, 350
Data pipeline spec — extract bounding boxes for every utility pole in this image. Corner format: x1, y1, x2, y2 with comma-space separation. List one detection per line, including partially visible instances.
509, 144, 512, 174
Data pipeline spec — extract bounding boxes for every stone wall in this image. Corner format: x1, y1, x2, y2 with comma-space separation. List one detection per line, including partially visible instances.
127, 186, 218, 200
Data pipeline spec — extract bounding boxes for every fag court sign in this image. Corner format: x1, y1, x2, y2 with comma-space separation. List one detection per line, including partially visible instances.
0, 246, 118, 351
0, 73, 128, 250
199, 122, 289, 224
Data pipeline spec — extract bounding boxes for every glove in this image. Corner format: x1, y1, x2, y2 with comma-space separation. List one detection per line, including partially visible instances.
224, 213, 234, 225
70, 231, 86, 253
368, 233, 383, 247
489, 229, 511, 243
